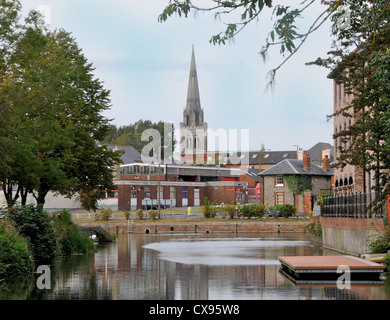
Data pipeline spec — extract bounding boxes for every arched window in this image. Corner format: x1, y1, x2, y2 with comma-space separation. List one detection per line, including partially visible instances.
339, 179, 343, 187
335, 180, 339, 188
344, 177, 348, 186
349, 176, 353, 185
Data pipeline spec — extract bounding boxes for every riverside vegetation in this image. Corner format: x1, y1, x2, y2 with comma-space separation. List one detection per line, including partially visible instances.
0, 205, 95, 284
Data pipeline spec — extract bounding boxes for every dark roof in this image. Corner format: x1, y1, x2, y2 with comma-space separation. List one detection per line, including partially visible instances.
258, 159, 333, 176
306, 142, 334, 166
227, 150, 297, 165
243, 168, 260, 183
107, 145, 142, 164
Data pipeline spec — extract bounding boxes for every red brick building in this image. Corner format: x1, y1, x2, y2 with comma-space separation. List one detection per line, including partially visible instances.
116, 163, 247, 211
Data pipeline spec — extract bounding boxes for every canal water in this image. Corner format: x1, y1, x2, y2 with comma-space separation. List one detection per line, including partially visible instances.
1, 232, 390, 300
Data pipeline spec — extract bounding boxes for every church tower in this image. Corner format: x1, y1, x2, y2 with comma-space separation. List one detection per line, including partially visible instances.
180, 46, 208, 157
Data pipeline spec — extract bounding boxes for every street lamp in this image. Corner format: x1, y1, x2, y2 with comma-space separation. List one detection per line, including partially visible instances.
158, 145, 167, 218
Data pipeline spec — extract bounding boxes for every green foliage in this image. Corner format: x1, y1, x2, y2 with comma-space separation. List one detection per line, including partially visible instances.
236, 203, 268, 218
53, 210, 95, 256
10, 204, 58, 265
277, 203, 296, 217
148, 210, 158, 220
221, 203, 239, 219
95, 208, 112, 221
383, 253, 390, 272
0, 7, 121, 210
305, 221, 322, 242
136, 209, 143, 220
367, 227, 390, 254
0, 220, 35, 282
101, 120, 177, 157
123, 211, 131, 220
202, 197, 218, 218
284, 175, 312, 195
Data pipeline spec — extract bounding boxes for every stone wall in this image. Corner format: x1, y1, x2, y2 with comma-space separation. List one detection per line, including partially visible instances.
320, 216, 385, 255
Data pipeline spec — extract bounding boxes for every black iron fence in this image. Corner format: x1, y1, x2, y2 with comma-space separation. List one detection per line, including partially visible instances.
321, 192, 387, 218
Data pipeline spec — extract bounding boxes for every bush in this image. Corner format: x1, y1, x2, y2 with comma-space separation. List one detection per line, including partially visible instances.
95, 207, 112, 221
222, 204, 238, 219
251, 204, 268, 218
136, 209, 143, 220
148, 210, 158, 220
0, 221, 35, 281
124, 211, 131, 220
278, 204, 296, 217
203, 197, 218, 218
10, 204, 58, 265
384, 253, 390, 272
367, 226, 390, 253
53, 210, 95, 256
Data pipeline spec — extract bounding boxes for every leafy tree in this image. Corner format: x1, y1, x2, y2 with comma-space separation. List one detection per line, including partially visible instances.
102, 119, 177, 158
0, 6, 121, 210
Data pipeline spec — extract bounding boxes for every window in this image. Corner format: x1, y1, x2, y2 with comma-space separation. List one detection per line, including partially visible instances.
276, 193, 284, 205
182, 187, 188, 199
264, 154, 270, 159
170, 187, 176, 200
275, 175, 284, 186
144, 186, 150, 199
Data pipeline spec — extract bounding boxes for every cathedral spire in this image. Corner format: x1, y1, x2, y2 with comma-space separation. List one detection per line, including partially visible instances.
180, 46, 208, 157
185, 45, 202, 114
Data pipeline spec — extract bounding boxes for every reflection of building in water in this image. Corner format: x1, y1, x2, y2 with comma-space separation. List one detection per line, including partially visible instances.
174, 265, 209, 300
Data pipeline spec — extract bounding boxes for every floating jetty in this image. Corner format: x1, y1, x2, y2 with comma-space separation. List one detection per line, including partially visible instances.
279, 255, 386, 285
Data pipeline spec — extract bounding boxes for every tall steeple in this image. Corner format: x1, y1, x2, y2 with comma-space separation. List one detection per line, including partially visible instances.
180, 46, 207, 158
185, 46, 202, 116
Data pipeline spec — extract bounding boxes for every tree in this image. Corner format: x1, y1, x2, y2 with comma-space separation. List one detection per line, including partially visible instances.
0, 8, 121, 210
102, 119, 177, 157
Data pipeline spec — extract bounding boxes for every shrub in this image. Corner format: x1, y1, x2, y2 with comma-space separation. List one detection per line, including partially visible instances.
222, 204, 238, 219
240, 205, 253, 218
367, 226, 390, 253
203, 197, 218, 218
95, 207, 112, 221
148, 210, 158, 220
0, 221, 35, 281
124, 211, 131, 220
251, 204, 268, 218
136, 209, 143, 220
10, 204, 58, 265
384, 253, 390, 272
278, 204, 296, 217
53, 210, 95, 256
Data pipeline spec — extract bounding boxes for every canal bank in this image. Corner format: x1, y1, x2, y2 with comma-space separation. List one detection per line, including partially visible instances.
75, 218, 311, 235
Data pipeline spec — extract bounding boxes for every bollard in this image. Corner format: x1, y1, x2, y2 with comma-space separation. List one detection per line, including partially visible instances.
188, 207, 192, 216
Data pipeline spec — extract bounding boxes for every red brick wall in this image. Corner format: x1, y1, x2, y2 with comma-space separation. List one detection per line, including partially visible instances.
91, 221, 309, 234
320, 216, 385, 231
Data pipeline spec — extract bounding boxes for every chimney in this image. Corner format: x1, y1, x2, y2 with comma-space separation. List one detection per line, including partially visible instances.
303, 153, 311, 171
323, 155, 331, 171
297, 148, 304, 160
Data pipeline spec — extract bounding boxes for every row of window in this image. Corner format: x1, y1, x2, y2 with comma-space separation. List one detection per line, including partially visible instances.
129, 186, 198, 200
335, 176, 354, 188
121, 165, 163, 175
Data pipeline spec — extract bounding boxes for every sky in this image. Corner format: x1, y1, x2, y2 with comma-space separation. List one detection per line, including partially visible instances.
20, 0, 335, 153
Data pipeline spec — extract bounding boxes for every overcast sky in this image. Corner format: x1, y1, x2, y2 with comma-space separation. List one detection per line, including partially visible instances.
21, 0, 335, 153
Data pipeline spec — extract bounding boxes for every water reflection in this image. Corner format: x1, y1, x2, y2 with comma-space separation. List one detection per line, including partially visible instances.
1, 232, 389, 300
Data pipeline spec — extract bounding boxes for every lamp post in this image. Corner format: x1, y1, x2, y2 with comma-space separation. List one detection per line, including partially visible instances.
158, 145, 167, 218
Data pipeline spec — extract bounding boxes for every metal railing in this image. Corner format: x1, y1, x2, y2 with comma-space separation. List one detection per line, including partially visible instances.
321, 192, 386, 218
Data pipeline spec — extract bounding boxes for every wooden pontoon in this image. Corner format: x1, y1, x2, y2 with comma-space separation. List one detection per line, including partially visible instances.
279, 255, 386, 285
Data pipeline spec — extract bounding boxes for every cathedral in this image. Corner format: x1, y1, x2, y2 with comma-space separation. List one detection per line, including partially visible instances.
179, 46, 208, 157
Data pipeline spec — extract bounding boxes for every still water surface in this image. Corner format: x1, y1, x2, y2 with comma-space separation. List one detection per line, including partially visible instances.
2, 232, 390, 300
